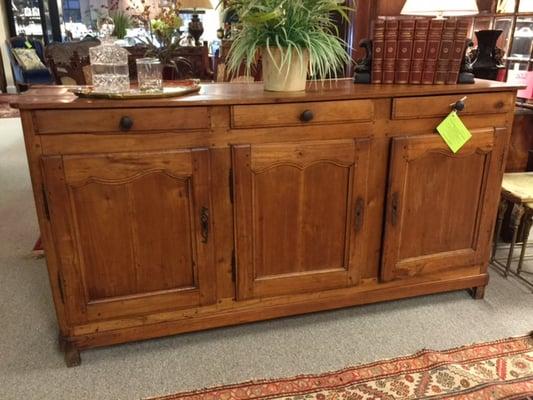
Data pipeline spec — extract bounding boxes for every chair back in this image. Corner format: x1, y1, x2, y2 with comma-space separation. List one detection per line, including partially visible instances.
126, 43, 214, 81
216, 39, 262, 82
172, 43, 213, 80
45, 37, 100, 85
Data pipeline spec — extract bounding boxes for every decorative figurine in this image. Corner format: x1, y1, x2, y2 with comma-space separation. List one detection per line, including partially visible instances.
353, 39, 372, 84
459, 38, 475, 84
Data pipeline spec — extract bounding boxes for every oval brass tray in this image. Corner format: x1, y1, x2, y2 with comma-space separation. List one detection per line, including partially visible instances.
69, 83, 201, 100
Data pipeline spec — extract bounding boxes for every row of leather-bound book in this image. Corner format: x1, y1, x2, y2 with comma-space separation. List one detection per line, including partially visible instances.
371, 18, 470, 85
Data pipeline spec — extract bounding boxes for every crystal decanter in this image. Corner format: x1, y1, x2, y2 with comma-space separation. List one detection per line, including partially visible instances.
89, 18, 130, 93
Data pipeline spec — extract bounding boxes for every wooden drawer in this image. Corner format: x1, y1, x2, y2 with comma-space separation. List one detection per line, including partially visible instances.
231, 100, 374, 128
392, 93, 513, 120
34, 107, 210, 134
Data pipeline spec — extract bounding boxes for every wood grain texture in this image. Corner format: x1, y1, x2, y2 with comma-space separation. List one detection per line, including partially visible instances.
9, 79, 522, 110
41, 149, 217, 322
19, 111, 71, 334
73, 267, 488, 349
231, 100, 374, 128
15, 81, 518, 364
376, 0, 405, 16
233, 139, 370, 299
35, 107, 210, 134
392, 93, 513, 119
381, 129, 501, 282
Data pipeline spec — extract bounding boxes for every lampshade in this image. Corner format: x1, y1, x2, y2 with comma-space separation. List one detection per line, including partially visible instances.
401, 0, 479, 17
179, 0, 213, 9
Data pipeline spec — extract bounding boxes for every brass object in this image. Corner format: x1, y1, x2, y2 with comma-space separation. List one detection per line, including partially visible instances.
69, 84, 201, 100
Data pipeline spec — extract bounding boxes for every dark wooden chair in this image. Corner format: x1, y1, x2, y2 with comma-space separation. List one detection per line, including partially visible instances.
215, 39, 262, 82
45, 37, 100, 85
172, 43, 213, 81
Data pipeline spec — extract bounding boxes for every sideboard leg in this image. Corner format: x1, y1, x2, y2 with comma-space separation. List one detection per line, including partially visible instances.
64, 342, 81, 367
58, 334, 67, 353
469, 285, 486, 300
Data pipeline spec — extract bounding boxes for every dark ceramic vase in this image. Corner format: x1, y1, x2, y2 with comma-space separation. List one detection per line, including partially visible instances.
472, 30, 504, 80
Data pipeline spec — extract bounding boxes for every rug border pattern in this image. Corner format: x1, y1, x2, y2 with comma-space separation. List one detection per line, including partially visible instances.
148, 333, 533, 400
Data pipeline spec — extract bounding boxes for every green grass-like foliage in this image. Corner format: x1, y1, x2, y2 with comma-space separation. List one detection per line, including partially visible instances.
225, 0, 352, 80
111, 11, 132, 39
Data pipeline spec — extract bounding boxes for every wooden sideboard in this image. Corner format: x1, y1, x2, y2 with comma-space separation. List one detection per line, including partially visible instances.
12, 80, 519, 366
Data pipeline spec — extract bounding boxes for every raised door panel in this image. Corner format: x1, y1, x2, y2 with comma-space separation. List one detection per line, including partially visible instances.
233, 139, 371, 300
42, 149, 216, 324
381, 128, 505, 281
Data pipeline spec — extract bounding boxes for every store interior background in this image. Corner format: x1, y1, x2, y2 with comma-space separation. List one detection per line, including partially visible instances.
1, 0, 533, 93
0, 0, 221, 92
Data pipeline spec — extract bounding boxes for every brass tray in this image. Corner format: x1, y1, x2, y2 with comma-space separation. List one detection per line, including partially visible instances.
70, 84, 201, 100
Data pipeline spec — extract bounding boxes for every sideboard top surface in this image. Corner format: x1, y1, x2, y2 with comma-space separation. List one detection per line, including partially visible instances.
11, 79, 522, 110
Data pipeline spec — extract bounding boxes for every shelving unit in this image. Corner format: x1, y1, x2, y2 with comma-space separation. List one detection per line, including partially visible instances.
4, 0, 65, 44
10, 0, 45, 38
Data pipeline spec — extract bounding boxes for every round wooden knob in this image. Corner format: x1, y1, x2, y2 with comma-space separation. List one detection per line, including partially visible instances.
119, 116, 134, 131
495, 100, 505, 109
453, 100, 465, 112
300, 110, 314, 122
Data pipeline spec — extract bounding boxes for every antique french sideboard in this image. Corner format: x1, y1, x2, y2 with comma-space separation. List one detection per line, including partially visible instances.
12, 80, 520, 366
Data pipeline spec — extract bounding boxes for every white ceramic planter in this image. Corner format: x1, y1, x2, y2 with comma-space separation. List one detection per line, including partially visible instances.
262, 47, 309, 92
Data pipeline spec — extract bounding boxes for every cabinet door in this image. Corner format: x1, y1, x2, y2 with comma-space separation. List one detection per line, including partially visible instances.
42, 149, 216, 324
233, 139, 371, 300
381, 129, 504, 281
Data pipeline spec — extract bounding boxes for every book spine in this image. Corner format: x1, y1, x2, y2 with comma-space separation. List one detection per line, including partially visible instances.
434, 19, 457, 84
446, 18, 470, 84
395, 19, 416, 84
408, 19, 430, 84
382, 19, 399, 84
371, 19, 386, 84
421, 19, 445, 84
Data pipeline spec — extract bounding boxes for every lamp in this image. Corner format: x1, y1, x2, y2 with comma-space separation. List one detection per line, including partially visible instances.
400, 0, 479, 19
180, 0, 213, 46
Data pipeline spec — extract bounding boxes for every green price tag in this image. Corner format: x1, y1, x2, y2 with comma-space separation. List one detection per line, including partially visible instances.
24, 40, 33, 48
436, 111, 472, 153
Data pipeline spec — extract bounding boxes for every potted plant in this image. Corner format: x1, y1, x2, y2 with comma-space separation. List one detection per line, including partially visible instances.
111, 11, 132, 39
224, 0, 352, 91
98, 0, 132, 39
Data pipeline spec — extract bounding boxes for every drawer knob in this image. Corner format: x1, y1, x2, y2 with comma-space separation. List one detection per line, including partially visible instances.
300, 110, 314, 122
451, 96, 467, 112
119, 116, 134, 131
453, 100, 465, 112
495, 100, 505, 109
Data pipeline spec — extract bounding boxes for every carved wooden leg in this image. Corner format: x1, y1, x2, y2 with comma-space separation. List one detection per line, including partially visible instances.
64, 342, 81, 367
58, 334, 67, 353
491, 198, 508, 261
470, 285, 486, 300
505, 204, 524, 277
517, 210, 533, 275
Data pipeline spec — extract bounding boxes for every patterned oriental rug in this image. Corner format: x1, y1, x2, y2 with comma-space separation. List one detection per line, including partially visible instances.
0, 96, 20, 118
149, 333, 533, 400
